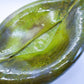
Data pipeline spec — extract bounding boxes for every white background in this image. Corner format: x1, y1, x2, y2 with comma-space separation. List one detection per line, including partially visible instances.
0, 0, 84, 84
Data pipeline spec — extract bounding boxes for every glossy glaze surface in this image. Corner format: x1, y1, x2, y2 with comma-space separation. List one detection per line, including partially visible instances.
0, 0, 84, 84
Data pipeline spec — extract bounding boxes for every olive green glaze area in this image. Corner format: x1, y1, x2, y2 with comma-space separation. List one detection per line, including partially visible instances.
0, 0, 84, 84
0, 0, 75, 61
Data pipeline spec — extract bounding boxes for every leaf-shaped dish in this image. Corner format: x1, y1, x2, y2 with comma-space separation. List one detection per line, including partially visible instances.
0, 0, 84, 84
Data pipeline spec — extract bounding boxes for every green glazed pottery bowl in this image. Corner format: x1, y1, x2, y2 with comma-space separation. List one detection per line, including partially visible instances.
0, 0, 84, 84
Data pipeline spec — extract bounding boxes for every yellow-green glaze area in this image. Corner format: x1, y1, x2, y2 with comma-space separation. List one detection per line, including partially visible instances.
0, 0, 77, 61
13, 22, 69, 70
0, 0, 84, 84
